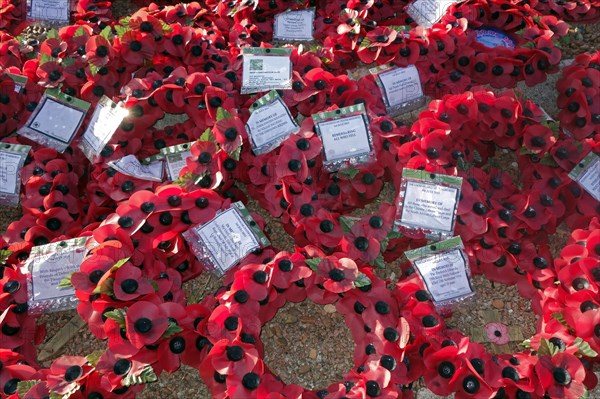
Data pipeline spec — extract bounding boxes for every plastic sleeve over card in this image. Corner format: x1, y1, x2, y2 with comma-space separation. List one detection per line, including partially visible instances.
79, 96, 128, 163
405, 236, 475, 309
18, 88, 90, 153
26, 237, 88, 315
241, 48, 293, 95
182, 202, 271, 277
272, 8, 316, 43
370, 64, 427, 116
26, 0, 73, 25
569, 151, 600, 202
246, 90, 300, 155
0, 143, 31, 207
406, 0, 459, 28
394, 168, 463, 240
312, 103, 376, 173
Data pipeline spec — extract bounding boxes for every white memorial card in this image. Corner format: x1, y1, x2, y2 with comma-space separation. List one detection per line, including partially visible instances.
246, 97, 298, 150
318, 114, 372, 162
81, 96, 128, 156
399, 180, 459, 233
108, 155, 164, 182
194, 208, 261, 273
165, 150, 191, 181
413, 248, 473, 303
28, 0, 70, 23
378, 65, 424, 108
0, 151, 23, 195
406, 0, 458, 27
273, 9, 315, 41
28, 97, 85, 144
241, 48, 292, 94
569, 152, 600, 202
27, 238, 88, 313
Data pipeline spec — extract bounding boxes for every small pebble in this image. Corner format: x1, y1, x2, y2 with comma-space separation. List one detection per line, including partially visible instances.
323, 304, 336, 313
492, 299, 505, 309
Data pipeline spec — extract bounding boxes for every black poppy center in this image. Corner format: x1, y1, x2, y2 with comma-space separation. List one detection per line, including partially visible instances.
328, 268, 345, 282
134, 317, 153, 333
226, 345, 244, 361
552, 367, 571, 385
463, 376, 480, 393
113, 359, 131, 376
169, 336, 185, 354
224, 128, 237, 141
129, 40, 142, 52
354, 236, 369, 251
438, 361, 455, 378
242, 372, 260, 390
95, 45, 108, 57
253, 270, 268, 284
320, 220, 334, 233
121, 279, 138, 294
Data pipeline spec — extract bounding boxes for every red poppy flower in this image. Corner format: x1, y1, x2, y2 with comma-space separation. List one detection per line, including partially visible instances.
36, 61, 64, 88
316, 257, 359, 293
125, 301, 168, 348
118, 30, 156, 65
342, 222, 381, 264
535, 353, 586, 399
46, 356, 94, 395
95, 350, 146, 391
212, 114, 246, 155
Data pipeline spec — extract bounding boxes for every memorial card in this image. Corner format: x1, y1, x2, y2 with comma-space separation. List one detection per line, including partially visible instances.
241, 48, 292, 94
183, 202, 270, 276
108, 155, 164, 182
0, 143, 31, 206
406, 0, 459, 28
27, 0, 70, 24
395, 168, 462, 239
19, 88, 90, 152
406, 237, 474, 307
371, 64, 425, 114
313, 104, 375, 172
26, 237, 87, 314
273, 8, 315, 42
80, 96, 128, 162
246, 90, 299, 154
569, 152, 600, 202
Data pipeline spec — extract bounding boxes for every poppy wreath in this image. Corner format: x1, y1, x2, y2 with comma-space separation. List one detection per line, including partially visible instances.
556, 51, 600, 140
216, 0, 575, 95
0, 0, 114, 36
0, 0, 598, 398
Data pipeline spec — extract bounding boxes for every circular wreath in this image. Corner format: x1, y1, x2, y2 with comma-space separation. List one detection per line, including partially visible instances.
0, 0, 598, 398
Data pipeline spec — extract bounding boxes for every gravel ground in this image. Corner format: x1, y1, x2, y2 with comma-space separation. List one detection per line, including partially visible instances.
0, 2, 598, 398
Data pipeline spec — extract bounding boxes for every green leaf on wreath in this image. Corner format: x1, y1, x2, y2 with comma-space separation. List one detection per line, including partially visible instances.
380, 238, 389, 253
162, 320, 183, 339
123, 365, 158, 386
387, 229, 402, 240
573, 337, 598, 358
89, 63, 101, 76
537, 338, 561, 356
216, 107, 231, 122
111, 258, 130, 273
57, 272, 74, 288
551, 311, 573, 332
100, 26, 113, 41
305, 258, 322, 271
200, 128, 216, 144
74, 26, 87, 37
580, 387, 589, 399
39, 53, 56, 65
149, 280, 159, 292
173, 171, 195, 188
85, 349, 105, 366
104, 308, 127, 329
114, 25, 129, 40
472, 149, 482, 164
229, 145, 242, 161
46, 29, 59, 39
371, 254, 386, 268
354, 272, 371, 288
339, 166, 360, 179
92, 277, 114, 295
160, 20, 173, 34
50, 393, 64, 399
359, 37, 371, 49
17, 380, 41, 396
339, 216, 355, 233
0, 249, 12, 265
457, 157, 471, 171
